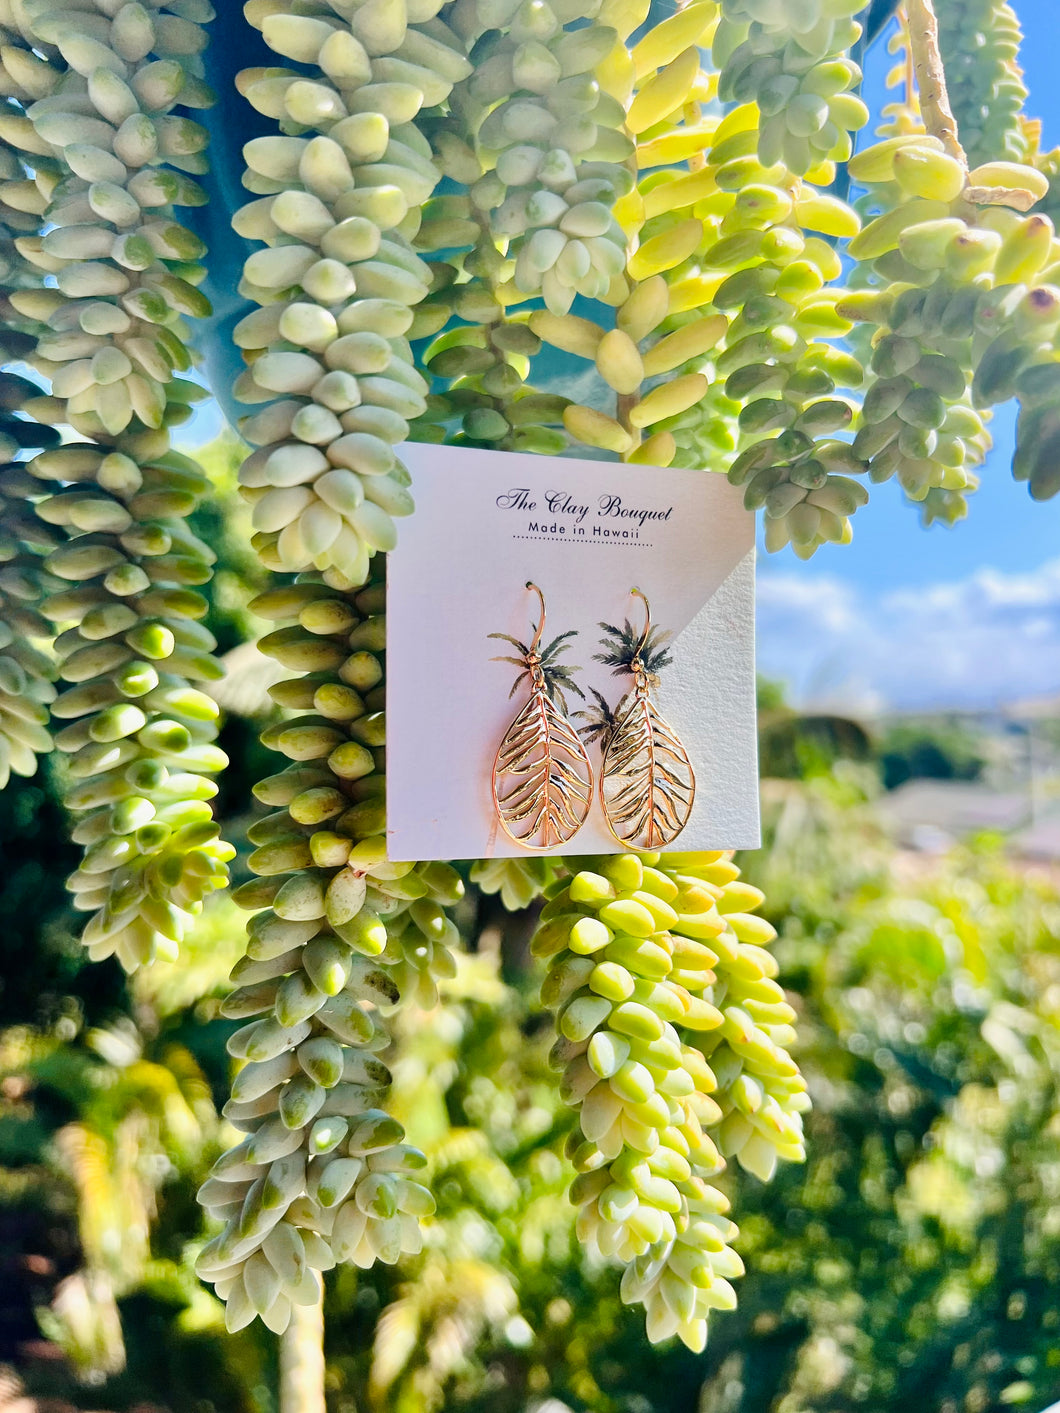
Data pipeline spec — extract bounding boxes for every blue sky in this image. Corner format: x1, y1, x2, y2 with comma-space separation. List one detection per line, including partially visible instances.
758, 0, 1060, 713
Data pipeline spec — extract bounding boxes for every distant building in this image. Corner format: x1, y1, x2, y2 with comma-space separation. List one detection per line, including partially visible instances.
866, 697, 1060, 860
879, 781, 1031, 853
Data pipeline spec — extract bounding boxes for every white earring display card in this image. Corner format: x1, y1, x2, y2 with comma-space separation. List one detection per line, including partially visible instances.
386, 443, 759, 861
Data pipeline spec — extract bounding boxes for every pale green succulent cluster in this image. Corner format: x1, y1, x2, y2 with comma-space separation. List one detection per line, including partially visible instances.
388, 0, 641, 458
446, 0, 633, 315
470, 855, 558, 910
533, 851, 807, 1351
0, 448, 58, 788
0, 237, 61, 788
31, 435, 233, 972
4, 0, 1056, 1358
196, 575, 459, 1333
0, 0, 233, 971
715, 0, 869, 175
2, 0, 214, 438
230, 0, 473, 584
938, 0, 1029, 168
842, 138, 1060, 512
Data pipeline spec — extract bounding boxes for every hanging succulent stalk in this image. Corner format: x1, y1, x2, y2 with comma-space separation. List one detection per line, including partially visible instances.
839, 5, 1060, 510
0, 97, 64, 787
533, 851, 806, 1350
670, 4, 871, 555
195, 2, 482, 1333
0, 446, 60, 790
408, 70, 570, 458
937, 0, 1029, 168
460, 0, 720, 475
841, 146, 1015, 491
837, 15, 989, 530
0, 0, 234, 971
445, 0, 634, 316
231, 0, 472, 582
713, 0, 869, 175
600, 7, 744, 481
409, 28, 572, 462
523, 0, 877, 557
196, 573, 459, 1332
411, 216, 573, 456
0, 313, 59, 796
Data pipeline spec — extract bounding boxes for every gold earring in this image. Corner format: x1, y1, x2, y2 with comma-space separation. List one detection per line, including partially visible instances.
489, 582, 594, 850
581, 588, 695, 850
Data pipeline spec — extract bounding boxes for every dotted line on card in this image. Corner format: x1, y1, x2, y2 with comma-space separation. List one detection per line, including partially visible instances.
511, 536, 654, 548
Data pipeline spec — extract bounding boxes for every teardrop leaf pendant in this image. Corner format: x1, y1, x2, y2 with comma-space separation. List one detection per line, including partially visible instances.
600, 684, 695, 849
493, 685, 594, 849
490, 584, 593, 850
588, 588, 695, 850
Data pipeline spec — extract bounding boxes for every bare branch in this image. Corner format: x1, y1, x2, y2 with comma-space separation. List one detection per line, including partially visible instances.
903, 0, 967, 166
903, 0, 1042, 209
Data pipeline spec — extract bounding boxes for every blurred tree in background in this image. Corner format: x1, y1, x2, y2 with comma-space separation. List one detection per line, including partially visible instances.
878, 720, 989, 790
755, 679, 874, 783
2, 463, 1058, 1412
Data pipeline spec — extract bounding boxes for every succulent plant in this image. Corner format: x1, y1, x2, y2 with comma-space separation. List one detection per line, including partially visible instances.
0, 0, 1056, 1352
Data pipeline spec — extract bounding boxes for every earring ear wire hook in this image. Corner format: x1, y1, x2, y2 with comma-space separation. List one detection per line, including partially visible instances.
526, 581, 545, 657
630, 586, 651, 664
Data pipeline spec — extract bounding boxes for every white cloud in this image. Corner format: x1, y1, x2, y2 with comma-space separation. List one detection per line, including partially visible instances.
757, 559, 1060, 713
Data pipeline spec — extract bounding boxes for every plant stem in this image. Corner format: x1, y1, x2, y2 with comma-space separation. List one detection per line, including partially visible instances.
903, 0, 1038, 208
280, 1290, 326, 1413
903, 0, 966, 165
617, 392, 640, 461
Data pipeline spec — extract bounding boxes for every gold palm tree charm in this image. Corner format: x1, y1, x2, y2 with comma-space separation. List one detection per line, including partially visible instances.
583, 588, 695, 850
489, 583, 594, 851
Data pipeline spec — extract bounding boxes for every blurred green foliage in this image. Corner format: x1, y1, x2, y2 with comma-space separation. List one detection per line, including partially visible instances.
2, 734, 1060, 1411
